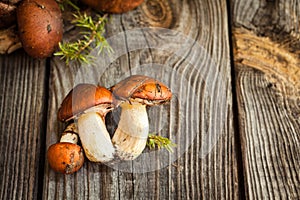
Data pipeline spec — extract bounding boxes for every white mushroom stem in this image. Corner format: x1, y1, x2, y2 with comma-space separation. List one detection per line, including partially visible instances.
77, 112, 115, 163
112, 101, 149, 160
59, 123, 78, 144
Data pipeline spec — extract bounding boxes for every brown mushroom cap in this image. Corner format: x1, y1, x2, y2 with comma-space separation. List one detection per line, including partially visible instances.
57, 84, 114, 122
17, 0, 63, 58
111, 75, 172, 105
81, 0, 144, 14
47, 142, 84, 174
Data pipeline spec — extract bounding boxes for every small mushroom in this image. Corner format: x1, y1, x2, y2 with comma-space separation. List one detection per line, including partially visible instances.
47, 123, 84, 174
111, 75, 172, 160
57, 84, 115, 163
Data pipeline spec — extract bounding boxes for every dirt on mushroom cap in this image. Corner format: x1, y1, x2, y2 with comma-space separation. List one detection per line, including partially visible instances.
111, 75, 172, 104
47, 142, 84, 174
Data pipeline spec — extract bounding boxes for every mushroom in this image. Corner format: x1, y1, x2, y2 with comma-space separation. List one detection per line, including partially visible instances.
17, 0, 63, 58
80, 0, 144, 14
57, 83, 115, 163
110, 75, 172, 160
47, 123, 84, 174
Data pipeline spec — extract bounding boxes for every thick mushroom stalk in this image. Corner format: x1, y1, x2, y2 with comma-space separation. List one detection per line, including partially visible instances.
57, 84, 116, 163
112, 102, 149, 160
77, 112, 115, 162
111, 75, 172, 160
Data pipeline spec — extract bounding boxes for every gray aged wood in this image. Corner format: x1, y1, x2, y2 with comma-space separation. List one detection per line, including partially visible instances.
0, 51, 47, 200
43, 0, 239, 199
231, 0, 300, 199
1, 0, 299, 199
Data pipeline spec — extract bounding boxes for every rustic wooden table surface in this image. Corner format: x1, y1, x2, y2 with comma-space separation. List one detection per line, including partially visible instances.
0, 0, 299, 199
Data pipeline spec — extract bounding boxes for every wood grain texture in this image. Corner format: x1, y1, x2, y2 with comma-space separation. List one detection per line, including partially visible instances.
43, 0, 239, 199
231, 0, 300, 199
1, 0, 299, 199
0, 51, 47, 200
235, 67, 300, 199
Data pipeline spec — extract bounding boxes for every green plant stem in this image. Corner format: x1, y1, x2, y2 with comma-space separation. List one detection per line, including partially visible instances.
54, 12, 111, 64
75, 14, 107, 58
56, 0, 79, 11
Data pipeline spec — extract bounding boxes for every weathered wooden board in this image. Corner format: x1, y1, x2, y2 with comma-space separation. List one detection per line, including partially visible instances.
1, 0, 300, 199
0, 50, 47, 200
43, 0, 240, 199
231, 0, 300, 199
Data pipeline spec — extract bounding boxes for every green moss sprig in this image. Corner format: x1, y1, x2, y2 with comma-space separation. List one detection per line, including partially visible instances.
147, 133, 176, 152
54, 12, 112, 64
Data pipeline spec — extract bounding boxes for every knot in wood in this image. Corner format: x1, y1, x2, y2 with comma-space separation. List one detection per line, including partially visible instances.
141, 0, 172, 28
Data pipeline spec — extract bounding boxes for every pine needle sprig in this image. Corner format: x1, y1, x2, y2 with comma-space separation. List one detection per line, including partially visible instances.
54, 12, 112, 64
56, 0, 80, 11
147, 133, 176, 152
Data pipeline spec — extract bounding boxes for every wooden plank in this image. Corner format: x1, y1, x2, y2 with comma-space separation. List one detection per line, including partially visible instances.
0, 50, 47, 200
44, 0, 239, 199
231, 0, 300, 199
